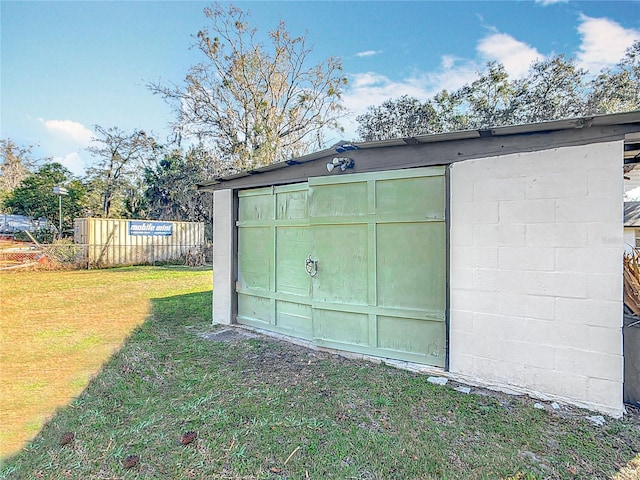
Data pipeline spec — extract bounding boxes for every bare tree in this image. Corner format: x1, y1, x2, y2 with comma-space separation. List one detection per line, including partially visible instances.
0, 139, 40, 204
85, 126, 154, 217
149, 3, 347, 171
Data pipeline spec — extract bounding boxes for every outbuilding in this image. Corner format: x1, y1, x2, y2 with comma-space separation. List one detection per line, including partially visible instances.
198, 111, 640, 417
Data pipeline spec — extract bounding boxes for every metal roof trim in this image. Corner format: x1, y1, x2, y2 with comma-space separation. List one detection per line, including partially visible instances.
592, 111, 640, 126
624, 201, 640, 227
196, 111, 640, 190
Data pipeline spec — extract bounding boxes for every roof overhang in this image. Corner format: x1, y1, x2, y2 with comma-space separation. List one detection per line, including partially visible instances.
625, 202, 640, 227
197, 111, 640, 192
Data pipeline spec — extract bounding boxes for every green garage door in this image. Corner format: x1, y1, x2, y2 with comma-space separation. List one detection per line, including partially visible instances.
237, 183, 313, 339
237, 166, 446, 366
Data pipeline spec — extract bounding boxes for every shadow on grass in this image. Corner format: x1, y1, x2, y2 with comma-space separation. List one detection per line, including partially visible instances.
148, 289, 213, 327
0, 289, 212, 467
2, 287, 639, 480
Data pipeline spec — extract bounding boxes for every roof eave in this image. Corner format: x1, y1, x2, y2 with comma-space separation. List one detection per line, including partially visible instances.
196, 111, 640, 192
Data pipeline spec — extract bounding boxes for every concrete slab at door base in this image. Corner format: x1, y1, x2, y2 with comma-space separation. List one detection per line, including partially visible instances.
218, 323, 625, 418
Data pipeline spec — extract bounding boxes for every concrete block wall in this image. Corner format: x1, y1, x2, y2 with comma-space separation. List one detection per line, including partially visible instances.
212, 189, 234, 325
449, 141, 625, 416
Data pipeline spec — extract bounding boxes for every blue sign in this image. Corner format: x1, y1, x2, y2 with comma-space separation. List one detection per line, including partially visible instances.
128, 221, 173, 236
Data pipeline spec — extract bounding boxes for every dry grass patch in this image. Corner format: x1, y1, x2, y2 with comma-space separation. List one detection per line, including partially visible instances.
615, 454, 640, 480
0, 266, 211, 458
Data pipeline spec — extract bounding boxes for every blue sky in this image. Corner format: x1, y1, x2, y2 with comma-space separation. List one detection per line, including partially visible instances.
1, 0, 639, 175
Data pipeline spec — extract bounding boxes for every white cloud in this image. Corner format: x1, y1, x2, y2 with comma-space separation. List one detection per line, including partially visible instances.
534, 0, 568, 6
343, 72, 430, 117
441, 55, 457, 70
343, 32, 542, 123
421, 56, 481, 93
340, 56, 480, 140
54, 152, 86, 176
340, 16, 633, 140
340, 72, 429, 139
30, 119, 93, 175
576, 14, 639, 73
344, 55, 480, 118
356, 50, 382, 58
41, 119, 94, 146
477, 33, 543, 78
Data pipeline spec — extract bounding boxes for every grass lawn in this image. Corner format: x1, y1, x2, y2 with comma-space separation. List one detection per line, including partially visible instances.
1, 267, 639, 479
0, 266, 212, 459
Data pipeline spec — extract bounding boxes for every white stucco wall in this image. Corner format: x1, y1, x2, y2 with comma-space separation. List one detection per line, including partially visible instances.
449, 141, 625, 416
212, 189, 234, 325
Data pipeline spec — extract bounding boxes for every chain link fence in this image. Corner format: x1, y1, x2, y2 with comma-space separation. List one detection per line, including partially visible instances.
0, 243, 211, 270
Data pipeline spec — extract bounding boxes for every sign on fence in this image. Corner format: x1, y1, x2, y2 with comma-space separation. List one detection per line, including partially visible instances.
75, 218, 204, 267
128, 221, 173, 236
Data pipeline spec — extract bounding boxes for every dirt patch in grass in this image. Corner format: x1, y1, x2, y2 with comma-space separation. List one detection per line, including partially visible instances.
200, 327, 640, 479
2, 295, 639, 479
199, 328, 262, 342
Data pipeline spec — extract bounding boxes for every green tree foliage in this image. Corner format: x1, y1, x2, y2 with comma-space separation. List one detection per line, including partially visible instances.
84, 125, 156, 218
588, 40, 640, 114
458, 62, 518, 129
143, 145, 217, 224
431, 90, 469, 133
513, 55, 588, 124
122, 177, 150, 220
356, 47, 638, 141
149, 3, 347, 171
356, 91, 470, 142
356, 96, 439, 142
3, 163, 85, 236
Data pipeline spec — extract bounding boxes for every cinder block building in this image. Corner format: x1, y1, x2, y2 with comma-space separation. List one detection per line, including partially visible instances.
199, 112, 640, 417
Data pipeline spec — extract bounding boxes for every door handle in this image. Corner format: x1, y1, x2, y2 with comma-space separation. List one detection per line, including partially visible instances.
305, 255, 318, 277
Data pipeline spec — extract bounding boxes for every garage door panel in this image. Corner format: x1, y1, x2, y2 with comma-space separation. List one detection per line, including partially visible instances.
276, 226, 310, 297
276, 300, 312, 339
238, 226, 272, 290
313, 309, 369, 346
276, 188, 308, 220
377, 316, 446, 366
239, 189, 274, 222
312, 224, 368, 305
309, 181, 368, 218
237, 293, 273, 325
377, 222, 446, 311
376, 175, 445, 218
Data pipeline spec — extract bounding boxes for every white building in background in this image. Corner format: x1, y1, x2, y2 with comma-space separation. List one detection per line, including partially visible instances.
0, 213, 51, 233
